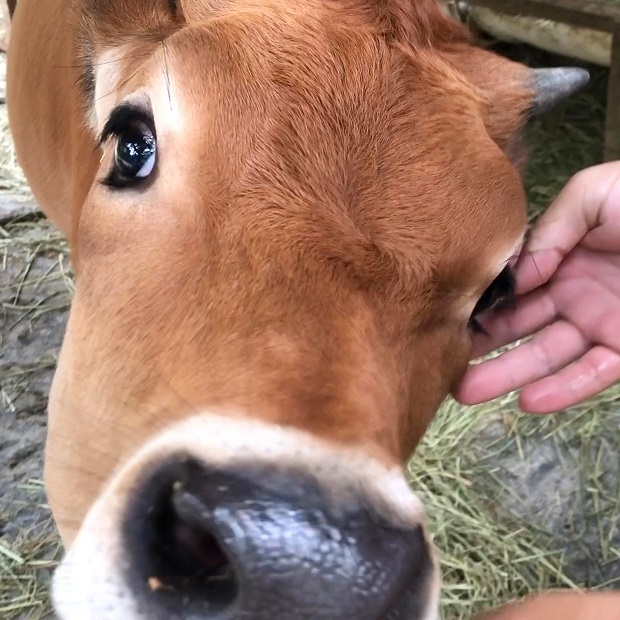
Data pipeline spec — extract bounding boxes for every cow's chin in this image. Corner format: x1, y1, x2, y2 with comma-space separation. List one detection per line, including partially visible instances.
50, 411, 441, 620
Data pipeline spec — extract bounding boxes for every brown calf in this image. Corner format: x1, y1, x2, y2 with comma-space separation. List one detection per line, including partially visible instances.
7, 0, 592, 618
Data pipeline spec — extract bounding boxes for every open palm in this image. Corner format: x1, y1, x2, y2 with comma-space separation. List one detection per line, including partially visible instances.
455, 162, 620, 414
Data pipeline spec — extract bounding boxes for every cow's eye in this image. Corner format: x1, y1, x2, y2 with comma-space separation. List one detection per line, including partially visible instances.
99, 103, 157, 189
113, 121, 156, 181
469, 265, 516, 334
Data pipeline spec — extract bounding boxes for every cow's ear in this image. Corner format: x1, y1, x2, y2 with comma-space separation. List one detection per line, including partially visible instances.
445, 45, 589, 120
527, 66, 590, 117
440, 45, 588, 157
445, 47, 532, 146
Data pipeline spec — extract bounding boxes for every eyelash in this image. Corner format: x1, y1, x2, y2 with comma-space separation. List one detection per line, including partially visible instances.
469, 316, 490, 335
469, 265, 516, 335
97, 104, 155, 148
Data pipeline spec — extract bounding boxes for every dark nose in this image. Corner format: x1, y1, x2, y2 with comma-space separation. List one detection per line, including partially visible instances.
123, 457, 434, 620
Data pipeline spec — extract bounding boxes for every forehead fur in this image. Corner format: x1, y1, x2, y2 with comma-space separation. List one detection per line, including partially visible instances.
74, 0, 183, 107
75, 0, 531, 155
76, 0, 529, 301
74, 0, 471, 106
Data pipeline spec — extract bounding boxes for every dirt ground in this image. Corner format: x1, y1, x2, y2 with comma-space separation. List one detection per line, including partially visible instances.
1, 203, 68, 617
0, 5, 66, 613
1, 212, 69, 523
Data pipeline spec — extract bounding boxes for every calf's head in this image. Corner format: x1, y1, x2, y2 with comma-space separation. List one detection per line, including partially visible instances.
45, 0, 587, 618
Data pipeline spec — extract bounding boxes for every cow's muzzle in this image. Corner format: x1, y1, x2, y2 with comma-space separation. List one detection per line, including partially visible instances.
118, 456, 432, 619
50, 413, 440, 620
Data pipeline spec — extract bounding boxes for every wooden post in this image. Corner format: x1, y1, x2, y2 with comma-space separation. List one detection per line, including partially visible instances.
470, 0, 620, 34
605, 31, 620, 162
468, 0, 620, 161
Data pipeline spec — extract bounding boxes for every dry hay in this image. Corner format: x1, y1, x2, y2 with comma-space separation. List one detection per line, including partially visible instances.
1, 41, 619, 620
0, 483, 60, 619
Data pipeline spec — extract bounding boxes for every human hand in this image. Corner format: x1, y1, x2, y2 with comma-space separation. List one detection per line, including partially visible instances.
454, 161, 620, 414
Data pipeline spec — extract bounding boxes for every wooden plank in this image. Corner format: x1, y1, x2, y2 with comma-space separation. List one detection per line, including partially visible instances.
464, 0, 620, 161
470, 0, 620, 33
605, 32, 620, 160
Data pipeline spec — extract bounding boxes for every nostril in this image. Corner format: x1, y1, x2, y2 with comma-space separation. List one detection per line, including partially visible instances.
124, 457, 434, 620
123, 462, 239, 618
169, 485, 231, 574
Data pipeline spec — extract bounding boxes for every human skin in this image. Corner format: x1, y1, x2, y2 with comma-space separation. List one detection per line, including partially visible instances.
455, 161, 620, 414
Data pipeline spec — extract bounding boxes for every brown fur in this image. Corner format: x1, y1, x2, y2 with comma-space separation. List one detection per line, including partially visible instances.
8, 0, 531, 543
9, 2, 611, 618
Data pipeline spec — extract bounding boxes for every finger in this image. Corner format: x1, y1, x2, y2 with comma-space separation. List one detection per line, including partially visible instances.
550, 276, 620, 351
582, 218, 620, 251
526, 162, 620, 257
512, 248, 563, 295
512, 162, 620, 295
454, 320, 590, 405
469, 288, 557, 359
582, 164, 620, 251
519, 346, 620, 414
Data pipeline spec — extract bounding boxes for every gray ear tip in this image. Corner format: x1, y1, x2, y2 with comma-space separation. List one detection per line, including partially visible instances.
529, 66, 591, 117
559, 66, 591, 88
533, 66, 591, 87
575, 66, 591, 80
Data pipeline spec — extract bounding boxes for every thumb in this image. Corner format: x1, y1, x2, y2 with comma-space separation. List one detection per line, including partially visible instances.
515, 161, 620, 293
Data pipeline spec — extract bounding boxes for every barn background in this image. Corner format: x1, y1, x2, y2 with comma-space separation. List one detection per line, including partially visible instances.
1, 3, 619, 620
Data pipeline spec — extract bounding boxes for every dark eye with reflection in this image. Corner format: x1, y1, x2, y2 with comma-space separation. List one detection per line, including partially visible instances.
469, 265, 516, 334
98, 103, 157, 189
